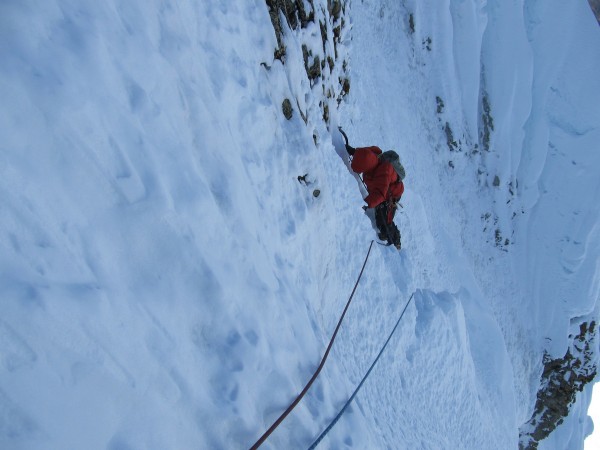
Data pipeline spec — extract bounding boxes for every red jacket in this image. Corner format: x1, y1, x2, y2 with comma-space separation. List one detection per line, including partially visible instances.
351, 146, 404, 208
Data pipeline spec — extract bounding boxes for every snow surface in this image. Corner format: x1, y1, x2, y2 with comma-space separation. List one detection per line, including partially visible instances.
0, 0, 599, 449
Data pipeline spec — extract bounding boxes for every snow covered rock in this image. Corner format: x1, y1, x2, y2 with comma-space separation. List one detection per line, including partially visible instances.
520, 322, 598, 449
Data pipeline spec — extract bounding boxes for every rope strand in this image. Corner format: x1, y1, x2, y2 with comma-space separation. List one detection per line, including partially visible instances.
308, 292, 416, 449
249, 240, 375, 450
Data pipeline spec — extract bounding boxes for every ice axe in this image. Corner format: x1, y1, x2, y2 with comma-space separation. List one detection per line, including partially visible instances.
338, 126, 350, 146
338, 126, 367, 191
338, 126, 354, 155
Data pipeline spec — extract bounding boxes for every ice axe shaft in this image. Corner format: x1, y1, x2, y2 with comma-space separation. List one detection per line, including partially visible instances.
338, 126, 350, 147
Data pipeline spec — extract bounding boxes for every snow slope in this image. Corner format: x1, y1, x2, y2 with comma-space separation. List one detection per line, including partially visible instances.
1, 0, 599, 449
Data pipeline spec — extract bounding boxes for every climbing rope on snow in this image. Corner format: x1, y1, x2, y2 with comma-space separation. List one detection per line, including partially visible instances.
307, 292, 416, 450
249, 240, 375, 450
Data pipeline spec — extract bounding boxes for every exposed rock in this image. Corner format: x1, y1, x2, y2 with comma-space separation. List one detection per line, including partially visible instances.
340, 77, 350, 97
328, 0, 342, 20
265, 0, 316, 60
495, 228, 502, 246
444, 122, 458, 151
436, 96, 445, 114
302, 44, 322, 82
520, 322, 598, 449
423, 37, 432, 51
282, 98, 293, 119
263, 0, 349, 129
481, 92, 494, 151
588, 0, 600, 24
319, 21, 328, 54
409, 13, 415, 34
322, 102, 329, 124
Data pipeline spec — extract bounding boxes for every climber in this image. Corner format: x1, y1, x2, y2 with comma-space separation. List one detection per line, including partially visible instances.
345, 142, 405, 250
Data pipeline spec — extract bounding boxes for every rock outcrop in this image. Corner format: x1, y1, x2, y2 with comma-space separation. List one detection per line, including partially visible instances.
520, 322, 598, 449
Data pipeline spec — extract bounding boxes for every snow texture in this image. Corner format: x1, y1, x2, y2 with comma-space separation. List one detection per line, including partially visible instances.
0, 0, 599, 449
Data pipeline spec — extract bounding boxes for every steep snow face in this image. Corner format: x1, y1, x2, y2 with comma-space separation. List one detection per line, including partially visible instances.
1, 1, 336, 448
408, 0, 600, 447
517, 0, 600, 350
0, 0, 599, 449
342, 0, 600, 448
515, 1, 600, 447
